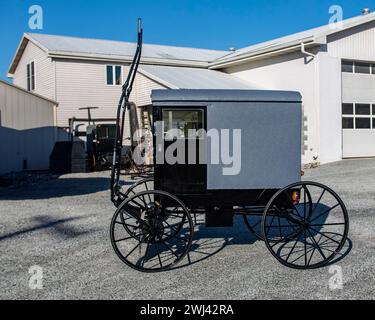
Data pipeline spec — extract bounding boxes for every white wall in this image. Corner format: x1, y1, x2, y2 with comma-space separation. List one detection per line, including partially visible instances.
328, 20, 375, 61
0, 81, 57, 174
13, 40, 56, 101
54, 59, 166, 134
224, 51, 318, 164
316, 52, 342, 163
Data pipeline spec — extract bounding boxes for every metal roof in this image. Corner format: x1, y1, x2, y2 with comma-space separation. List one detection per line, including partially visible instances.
138, 65, 259, 90
8, 12, 375, 75
26, 33, 229, 63
211, 12, 375, 68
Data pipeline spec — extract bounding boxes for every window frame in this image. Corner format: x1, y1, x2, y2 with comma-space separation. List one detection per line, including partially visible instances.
342, 60, 375, 75
342, 60, 354, 73
26, 60, 36, 92
354, 62, 371, 74
162, 108, 205, 140
106, 65, 123, 86
342, 102, 375, 130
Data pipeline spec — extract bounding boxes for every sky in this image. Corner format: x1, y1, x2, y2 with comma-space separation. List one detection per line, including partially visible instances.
0, 0, 373, 81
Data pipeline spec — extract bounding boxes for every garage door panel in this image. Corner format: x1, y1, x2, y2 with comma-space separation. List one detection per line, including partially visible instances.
343, 130, 375, 158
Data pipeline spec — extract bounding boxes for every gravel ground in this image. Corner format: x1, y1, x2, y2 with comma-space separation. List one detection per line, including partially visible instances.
0, 159, 374, 300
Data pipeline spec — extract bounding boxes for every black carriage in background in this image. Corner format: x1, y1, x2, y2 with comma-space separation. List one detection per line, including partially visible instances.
110, 20, 349, 272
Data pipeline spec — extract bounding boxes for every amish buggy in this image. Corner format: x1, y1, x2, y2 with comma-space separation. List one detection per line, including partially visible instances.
109, 20, 349, 272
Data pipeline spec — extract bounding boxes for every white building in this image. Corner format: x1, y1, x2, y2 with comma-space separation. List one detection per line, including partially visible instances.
7, 11, 375, 165
0, 80, 58, 174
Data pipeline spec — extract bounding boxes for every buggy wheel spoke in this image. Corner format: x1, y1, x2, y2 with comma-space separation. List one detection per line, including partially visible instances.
161, 241, 179, 258
155, 243, 164, 268
270, 229, 301, 248
286, 235, 300, 262
309, 204, 340, 223
309, 227, 342, 245
263, 182, 348, 269
115, 234, 142, 242
125, 240, 144, 259
309, 223, 345, 227
307, 229, 327, 260
310, 189, 326, 218
142, 240, 151, 268
111, 190, 193, 272
265, 215, 276, 236
290, 246, 315, 264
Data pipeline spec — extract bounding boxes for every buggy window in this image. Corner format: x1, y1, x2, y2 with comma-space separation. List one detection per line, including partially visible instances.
163, 109, 204, 140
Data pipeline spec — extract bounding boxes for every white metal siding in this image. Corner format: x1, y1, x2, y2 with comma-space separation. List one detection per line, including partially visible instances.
134, 72, 167, 107
225, 51, 317, 165
328, 20, 375, 61
0, 81, 57, 174
13, 41, 56, 101
342, 73, 375, 103
53, 59, 166, 142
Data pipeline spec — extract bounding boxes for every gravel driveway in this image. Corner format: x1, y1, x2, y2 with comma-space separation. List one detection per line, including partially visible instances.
1, 159, 374, 300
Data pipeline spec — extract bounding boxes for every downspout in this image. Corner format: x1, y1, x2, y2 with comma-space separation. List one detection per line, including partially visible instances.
301, 42, 316, 58
300, 42, 320, 165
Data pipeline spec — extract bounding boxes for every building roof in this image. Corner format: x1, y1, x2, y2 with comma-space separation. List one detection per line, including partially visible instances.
8, 12, 375, 75
0, 79, 58, 105
210, 12, 375, 69
138, 65, 259, 90
8, 33, 230, 75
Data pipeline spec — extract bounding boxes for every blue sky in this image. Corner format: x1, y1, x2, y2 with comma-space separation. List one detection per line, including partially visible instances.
0, 0, 372, 80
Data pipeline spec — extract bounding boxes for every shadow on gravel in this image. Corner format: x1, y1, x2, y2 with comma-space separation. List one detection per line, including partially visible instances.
0, 215, 97, 241
0, 177, 134, 200
171, 216, 260, 270
168, 216, 352, 271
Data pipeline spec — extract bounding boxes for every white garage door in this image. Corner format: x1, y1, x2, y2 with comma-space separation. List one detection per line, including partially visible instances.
342, 60, 375, 158
342, 103, 375, 158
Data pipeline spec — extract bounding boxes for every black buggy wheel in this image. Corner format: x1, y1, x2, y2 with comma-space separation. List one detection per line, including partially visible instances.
110, 190, 194, 272
262, 182, 349, 270
116, 178, 154, 206
123, 178, 154, 199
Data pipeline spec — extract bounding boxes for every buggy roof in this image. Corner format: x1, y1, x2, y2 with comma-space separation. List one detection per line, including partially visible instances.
152, 89, 302, 103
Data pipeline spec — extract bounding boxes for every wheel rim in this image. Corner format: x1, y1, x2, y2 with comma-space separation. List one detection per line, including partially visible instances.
262, 182, 349, 270
117, 178, 154, 206
111, 190, 194, 272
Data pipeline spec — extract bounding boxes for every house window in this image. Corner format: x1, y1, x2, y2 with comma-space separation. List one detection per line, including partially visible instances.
356, 118, 371, 129
343, 103, 375, 130
355, 103, 371, 115
27, 61, 35, 91
342, 60, 375, 74
106, 65, 122, 85
342, 117, 354, 129
355, 62, 371, 74
342, 103, 354, 115
342, 60, 353, 73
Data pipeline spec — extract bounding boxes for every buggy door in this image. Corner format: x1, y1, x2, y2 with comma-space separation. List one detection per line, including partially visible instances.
155, 108, 206, 194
